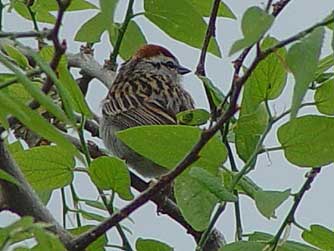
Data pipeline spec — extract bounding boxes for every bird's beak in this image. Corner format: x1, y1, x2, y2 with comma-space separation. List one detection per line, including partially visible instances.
177, 65, 191, 75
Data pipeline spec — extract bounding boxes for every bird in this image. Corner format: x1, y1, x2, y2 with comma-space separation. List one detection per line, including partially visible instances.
100, 44, 194, 178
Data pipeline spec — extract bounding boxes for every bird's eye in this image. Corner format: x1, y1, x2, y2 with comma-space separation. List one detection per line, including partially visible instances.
165, 61, 176, 68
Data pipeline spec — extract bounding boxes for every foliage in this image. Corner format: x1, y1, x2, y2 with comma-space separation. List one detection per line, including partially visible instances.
0, 0, 333, 251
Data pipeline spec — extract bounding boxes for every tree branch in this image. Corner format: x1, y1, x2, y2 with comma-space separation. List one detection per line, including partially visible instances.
68, 12, 334, 251
0, 140, 74, 250
270, 168, 321, 250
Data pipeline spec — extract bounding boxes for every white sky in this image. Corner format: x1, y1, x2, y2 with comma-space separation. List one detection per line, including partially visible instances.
1, 0, 334, 250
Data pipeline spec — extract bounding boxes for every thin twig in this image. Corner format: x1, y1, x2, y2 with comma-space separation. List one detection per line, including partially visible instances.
67, 12, 334, 251
0, 30, 51, 39
109, 0, 134, 69
269, 168, 321, 250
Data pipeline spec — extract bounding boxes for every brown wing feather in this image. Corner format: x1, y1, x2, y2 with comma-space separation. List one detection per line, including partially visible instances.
102, 73, 194, 129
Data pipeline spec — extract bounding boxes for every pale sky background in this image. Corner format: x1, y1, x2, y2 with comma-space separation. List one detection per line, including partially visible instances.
1, 0, 334, 250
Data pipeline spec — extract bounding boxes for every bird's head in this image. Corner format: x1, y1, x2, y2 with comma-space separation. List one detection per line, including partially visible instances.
129, 44, 191, 79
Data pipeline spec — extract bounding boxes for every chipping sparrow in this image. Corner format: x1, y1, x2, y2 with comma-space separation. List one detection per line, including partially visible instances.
100, 44, 194, 178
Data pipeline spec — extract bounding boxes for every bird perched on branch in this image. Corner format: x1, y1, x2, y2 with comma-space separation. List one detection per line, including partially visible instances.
100, 44, 194, 178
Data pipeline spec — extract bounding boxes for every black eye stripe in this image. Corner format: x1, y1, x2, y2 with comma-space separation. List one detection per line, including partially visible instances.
162, 61, 176, 68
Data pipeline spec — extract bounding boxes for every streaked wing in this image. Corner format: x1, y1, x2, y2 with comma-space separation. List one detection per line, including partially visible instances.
102, 74, 194, 129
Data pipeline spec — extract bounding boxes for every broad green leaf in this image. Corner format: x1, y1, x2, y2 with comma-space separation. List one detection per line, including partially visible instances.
0, 217, 35, 244
235, 37, 286, 161
3, 44, 29, 70
222, 170, 262, 199
109, 20, 147, 59
302, 225, 334, 250
7, 140, 24, 154
176, 109, 210, 126
248, 232, 320, 251
37, 189, 53, 205
197, 75, 226, 107
287, 27, 325, 119
13, 1, 56, 24
69, 225, 107, 251
220, 241, 266, 251
136, 238, 173, 251
117, 125, 227, 230
144, 0, 221, 57
13, 0, 97, 24
277, 115, 334, 167
117, 125, 227, 169
32, 228, 66, 251
0, 169, 20, 186
12, 146, 74, 190
247, 37, 288, 101
187, 0, 236, 19
315, 79, 334, 115
75, 0, 117, 43
189, 167, 237, 202
254, 189, 290, 219
229, 7, 274, 55
175, 173, 218, 231
75, 13, 106, 43
88, 156, 133, 200
315, 54, 334, 81
0, 52, 69, 124
0, 93, 76, 154
235, 105, 268, 162
39, 46, 91, 116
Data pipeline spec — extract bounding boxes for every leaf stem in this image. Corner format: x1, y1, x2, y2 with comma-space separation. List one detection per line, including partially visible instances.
70, 184, 82, 227
61, 187, 68, 228
109, 0, 134, 69
196, 203, 226, 251
269, 168, 321, 250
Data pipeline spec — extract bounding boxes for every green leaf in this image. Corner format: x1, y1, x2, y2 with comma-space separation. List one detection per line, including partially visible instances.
254, 189, 290, 219
0, 52, 70, 124
136, 238, 173, 251
88, 156, 134, 200
69, 225, 107, 251
175, 172, 218, 231
0, 93, 76, 154
38, 46, 92, 117
189, 167, 237, 202
235, 105, 268, 162
3, 44, 30, 70
315, 79, 334, 115
249, 232, 319, 251
109, 20, 147, 59
197, 75, 226, 107
187, 0, 236, 19
79, 209, 106, 222
220, 241, 266, 251
81, 199, 106, 211
229, 7, 274, 55
144, 0, 221, 57
75, 0, 117, 43
7, 140, 24, 154
287, 27, 325, 119
117, 125, 227, 169
32, 228, 66, 251
75, 13, 107, 43
12, 146, 74, 190
315, 54, 334, 81
302, 225, 334, 250
176, 109, 210, 126
0, 169, 20, 186
13, 1, 56, 24
277, 115, 334, 167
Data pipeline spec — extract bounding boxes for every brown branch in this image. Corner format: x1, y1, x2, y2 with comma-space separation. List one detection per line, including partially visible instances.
195, 0, 220, 76
67, 12, 334, 251
0, 29, 52, 39
0, 140, 74, 250
270, 168, 321, 250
